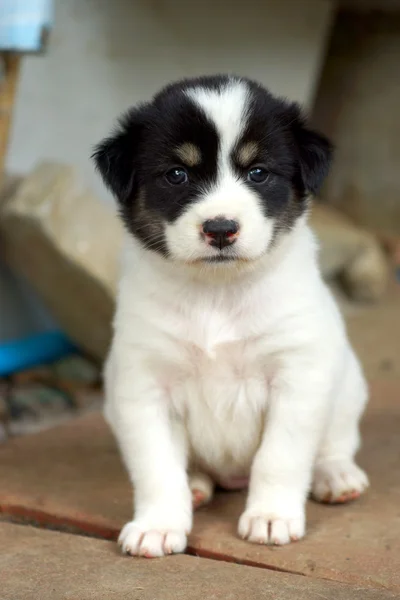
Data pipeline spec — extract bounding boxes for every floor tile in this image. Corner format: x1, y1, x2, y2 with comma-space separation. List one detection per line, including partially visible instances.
0, 380, 399, 592
1, 523, 395, 600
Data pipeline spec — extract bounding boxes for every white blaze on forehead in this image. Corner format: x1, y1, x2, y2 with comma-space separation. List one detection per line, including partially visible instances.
166, 82, 275, 263
186, 80, 250, 167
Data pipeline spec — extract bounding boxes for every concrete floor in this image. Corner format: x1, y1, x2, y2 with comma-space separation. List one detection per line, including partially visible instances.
3, 522, 395, 600
0, 285, 399, 597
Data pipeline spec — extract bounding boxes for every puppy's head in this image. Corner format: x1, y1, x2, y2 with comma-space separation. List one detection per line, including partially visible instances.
93, 75, 332, 266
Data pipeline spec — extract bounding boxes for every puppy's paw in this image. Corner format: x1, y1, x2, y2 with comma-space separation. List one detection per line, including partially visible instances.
118, 521, 187, 558
238, 509, 305, 546
312, 459, 369, 504
189, 472, 214, 510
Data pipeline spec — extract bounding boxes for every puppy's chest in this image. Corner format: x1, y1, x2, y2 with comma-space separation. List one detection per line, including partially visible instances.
163, 308, 271, 474
163, 304, 273, 414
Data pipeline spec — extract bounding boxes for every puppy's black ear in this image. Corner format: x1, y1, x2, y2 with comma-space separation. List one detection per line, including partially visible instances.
289, 104, 333, 196
92, 106, 148, 203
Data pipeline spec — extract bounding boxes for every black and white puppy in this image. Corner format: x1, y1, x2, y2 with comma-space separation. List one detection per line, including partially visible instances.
94, 75, 369, 558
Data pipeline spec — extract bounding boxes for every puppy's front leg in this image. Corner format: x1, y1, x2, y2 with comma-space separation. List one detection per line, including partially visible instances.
108, 364, 191, 558
239, 360, 329, 546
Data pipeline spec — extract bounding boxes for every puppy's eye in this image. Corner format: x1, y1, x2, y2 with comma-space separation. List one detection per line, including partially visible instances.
165, 168, 188, 185
247, 167, 269, 184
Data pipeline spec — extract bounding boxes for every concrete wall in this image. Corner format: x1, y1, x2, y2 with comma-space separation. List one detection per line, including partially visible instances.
313, 12, 400, 237
7, 0, 333, 203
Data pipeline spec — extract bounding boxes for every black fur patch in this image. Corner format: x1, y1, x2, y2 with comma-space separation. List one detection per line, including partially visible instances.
231, 78, 332, 235
93, 82, 221, 254
93, 74, 332, 256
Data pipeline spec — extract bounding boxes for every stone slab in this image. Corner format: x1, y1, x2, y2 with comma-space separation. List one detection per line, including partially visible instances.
310, 203, 389, 302
345, 285, 400, 382
0, 380, 399, 592
1, 523, 396, 600
0, 163, 123, 361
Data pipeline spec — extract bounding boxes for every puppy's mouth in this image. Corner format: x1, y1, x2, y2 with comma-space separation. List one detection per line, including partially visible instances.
195, 244, 241, 264
201, 255, 237, 263
189, 248, 257, 266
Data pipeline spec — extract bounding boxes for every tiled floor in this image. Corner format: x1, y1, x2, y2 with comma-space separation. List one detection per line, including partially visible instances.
1, 287, 399, 598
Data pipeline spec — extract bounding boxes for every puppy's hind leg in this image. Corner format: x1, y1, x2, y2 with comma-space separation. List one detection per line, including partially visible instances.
189, 471, 215, 509
312, 350, 369, 504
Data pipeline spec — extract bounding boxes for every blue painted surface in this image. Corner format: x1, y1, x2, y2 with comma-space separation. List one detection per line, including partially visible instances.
0, 331, 76, 377
0, 0, 53, 51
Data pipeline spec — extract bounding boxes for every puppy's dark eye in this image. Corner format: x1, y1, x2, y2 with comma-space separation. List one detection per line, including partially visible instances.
165, 168, 188, 185
247, 167, 269, 184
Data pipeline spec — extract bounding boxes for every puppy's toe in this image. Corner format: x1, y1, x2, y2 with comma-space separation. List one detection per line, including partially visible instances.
312, 459, 369, 504
118, 521, 187, 558
238, 511, 305, 546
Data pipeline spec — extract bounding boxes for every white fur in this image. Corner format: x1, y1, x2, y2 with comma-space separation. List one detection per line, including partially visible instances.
106, 223, 368, 557
186, 79, 249, 164
106, 82, 368, 557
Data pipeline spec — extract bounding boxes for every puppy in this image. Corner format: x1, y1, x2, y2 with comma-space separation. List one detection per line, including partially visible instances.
93, 75, 369, 558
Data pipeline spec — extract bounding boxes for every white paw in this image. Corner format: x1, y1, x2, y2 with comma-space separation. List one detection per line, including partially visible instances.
118, 521, 187, 558
238, 510, 305, 546
189, 472, 214, 509
312, 459, 369, 504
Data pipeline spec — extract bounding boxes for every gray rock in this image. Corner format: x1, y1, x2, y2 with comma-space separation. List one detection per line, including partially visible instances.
0, 163, 123, 361
310, 203, 389, 302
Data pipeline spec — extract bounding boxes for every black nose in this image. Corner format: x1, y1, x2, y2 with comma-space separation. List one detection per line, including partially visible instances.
202, 218, 239, 250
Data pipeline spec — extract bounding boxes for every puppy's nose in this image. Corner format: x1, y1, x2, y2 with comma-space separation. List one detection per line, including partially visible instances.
202, 218, 239, 250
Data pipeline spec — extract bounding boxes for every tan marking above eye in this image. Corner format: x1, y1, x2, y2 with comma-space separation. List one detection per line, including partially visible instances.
175, 143, 202, 167
237, 141, 259, 167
